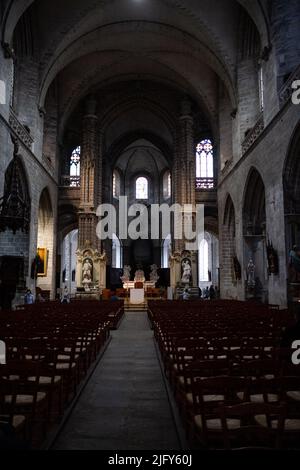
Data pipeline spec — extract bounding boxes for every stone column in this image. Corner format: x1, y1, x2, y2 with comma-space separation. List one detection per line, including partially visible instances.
173, 98, 195, 251
77, 96, 106, 290
171, 98, 197, 287
78, 96, 99, 249
178, 97, 195, 207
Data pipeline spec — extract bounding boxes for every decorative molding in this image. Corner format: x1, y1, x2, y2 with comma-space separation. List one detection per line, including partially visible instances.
242, 113, 264, 155
1, 41, 15, 60
0, 112, 57, 185
38, 106, 46, 118
230, 109, 237, 119
9, 107, 34, 149
260, 44, 272, 62
60, 175, 80, 188
195, 177, 216, 191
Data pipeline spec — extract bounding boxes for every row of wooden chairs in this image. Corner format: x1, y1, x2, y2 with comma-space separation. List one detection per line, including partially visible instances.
0, 301, 124, 448
148, 300, 300, 450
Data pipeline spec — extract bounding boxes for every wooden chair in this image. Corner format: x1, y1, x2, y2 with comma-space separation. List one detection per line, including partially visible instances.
219, 402, 286, 450
189, 376, 248, 448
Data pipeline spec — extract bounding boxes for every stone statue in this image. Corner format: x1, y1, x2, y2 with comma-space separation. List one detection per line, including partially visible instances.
247, 258, 255, 288
120, 265, 131, 283
150, 264, 159, 285
181, 259, 192, 284
134, 268, 145, 283
82, 258, 93, 291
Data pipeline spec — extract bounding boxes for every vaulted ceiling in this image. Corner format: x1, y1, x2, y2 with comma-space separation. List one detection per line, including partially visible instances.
1, 0, 270, 149
2, 0, 269, 104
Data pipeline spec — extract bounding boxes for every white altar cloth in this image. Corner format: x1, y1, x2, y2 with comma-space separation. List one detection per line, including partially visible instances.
130, 288, 145, 304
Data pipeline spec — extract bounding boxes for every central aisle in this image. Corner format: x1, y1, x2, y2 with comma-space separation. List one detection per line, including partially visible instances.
52, 312, 181, 450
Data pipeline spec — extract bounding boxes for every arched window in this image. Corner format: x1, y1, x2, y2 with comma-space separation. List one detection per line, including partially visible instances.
163, 171, 171, 199
162, 234, 172, 268
258, 66, 264, 112
135, 176, 148, 200
199, 239, 209, 282
196, 139, 214, 181
113, 172, 116, 197
69, 146, 81, 186
113, 170, 121, 198
112, 233, 122, 269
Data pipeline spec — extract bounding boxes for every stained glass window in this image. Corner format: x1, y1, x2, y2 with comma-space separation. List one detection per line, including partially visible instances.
113, 170, 120, 198
162, 234, 172, 268
199, 238, 209, 282
113, 172, 116, 197
70, 146, 81, 177
196, 139, 214, 178
163, 171, 171, 199
136, 176, 148, 200
112, 233, 122, 268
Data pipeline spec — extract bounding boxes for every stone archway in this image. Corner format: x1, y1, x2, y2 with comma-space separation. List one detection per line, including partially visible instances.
283, 124, 300, 302
36, 188, 55, 299
221, 195, 238, 299
243, 168, 267, 302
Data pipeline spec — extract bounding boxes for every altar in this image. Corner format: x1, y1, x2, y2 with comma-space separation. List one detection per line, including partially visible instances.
121, 266, 159, 305
122, 281, 157, 291
130, 288, 145, 304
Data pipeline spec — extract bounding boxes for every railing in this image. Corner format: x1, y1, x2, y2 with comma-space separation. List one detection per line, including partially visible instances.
279, 64, 300, 107
242, 113, 264, 155
60, 175, 81, 188
9, 107, 33, 149
195, 177, 216, 190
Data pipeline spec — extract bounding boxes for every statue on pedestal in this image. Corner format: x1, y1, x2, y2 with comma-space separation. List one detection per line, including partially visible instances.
181, 258, 192, 284
82, 257, 93, 291
246, 258, 255, 288
150, 264, 159, 285
121, 265, 131, 283
134, 268, 145, 283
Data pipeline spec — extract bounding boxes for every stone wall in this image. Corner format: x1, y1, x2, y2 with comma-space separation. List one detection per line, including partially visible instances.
218, 100, 300, 306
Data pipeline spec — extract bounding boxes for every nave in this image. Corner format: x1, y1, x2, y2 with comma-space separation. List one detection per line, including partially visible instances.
1, 299, 300, 451
51, 312, 181, 450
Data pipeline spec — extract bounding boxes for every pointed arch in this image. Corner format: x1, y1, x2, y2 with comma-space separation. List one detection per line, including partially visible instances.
162, 234, 172, 268
112, 233, 122, 269
37, 187, 55, 297
243, 167, 266, 235
223, 194, 236, 237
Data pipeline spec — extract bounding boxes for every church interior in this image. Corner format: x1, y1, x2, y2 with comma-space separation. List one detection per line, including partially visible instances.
0, 0, 300, 452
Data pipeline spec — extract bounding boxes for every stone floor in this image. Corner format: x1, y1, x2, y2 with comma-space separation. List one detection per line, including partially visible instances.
52, 312, 181, 450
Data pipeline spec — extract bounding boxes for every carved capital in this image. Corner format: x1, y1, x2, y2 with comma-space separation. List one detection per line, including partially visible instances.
2, 42, 16, 60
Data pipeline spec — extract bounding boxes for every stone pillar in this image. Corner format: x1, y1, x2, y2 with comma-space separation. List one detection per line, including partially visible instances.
78, 96, 99, 249
171, 98, 197, 287
178, 97, 195, 207
169, 252, 181, 289
77, 96, 106, 290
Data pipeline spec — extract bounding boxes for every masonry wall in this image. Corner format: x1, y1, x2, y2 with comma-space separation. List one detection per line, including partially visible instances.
218, 100, 300, 307
0, 45, 58, 299
271, 0, 300, 88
